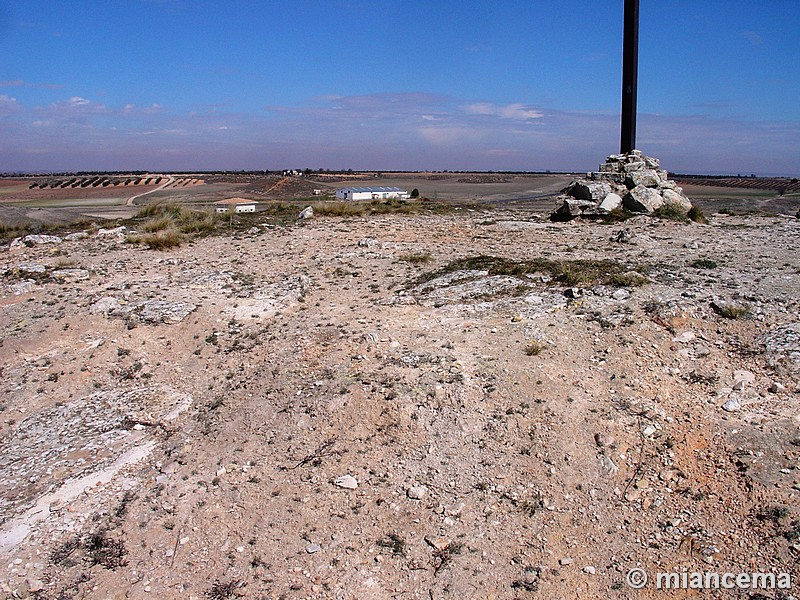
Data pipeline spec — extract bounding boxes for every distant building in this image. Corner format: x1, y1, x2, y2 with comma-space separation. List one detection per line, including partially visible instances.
214, 198, 257, 213
335, 186, 410, 201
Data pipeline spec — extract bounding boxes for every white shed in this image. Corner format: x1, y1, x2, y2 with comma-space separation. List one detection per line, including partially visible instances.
215, 198, 258, 213
335, 186, 410, 201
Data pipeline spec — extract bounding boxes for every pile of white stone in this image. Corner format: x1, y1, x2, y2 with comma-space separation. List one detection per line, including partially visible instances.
552, 150, 693, 220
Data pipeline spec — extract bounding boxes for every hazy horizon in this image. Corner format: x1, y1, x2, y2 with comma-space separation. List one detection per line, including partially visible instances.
2, 1, 799, 177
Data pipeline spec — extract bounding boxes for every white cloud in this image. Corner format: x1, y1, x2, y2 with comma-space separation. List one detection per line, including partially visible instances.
463, 102, 544, 120
417, 125, 485, 146
0, 94, 21, 117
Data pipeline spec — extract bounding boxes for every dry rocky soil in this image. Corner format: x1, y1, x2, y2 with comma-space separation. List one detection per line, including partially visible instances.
1, 205, 799, 599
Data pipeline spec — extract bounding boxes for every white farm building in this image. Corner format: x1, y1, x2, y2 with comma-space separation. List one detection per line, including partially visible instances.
335, 186, 410, 201
214, 198, 258, 213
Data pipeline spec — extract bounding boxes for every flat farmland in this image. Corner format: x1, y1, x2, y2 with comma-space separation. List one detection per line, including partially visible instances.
678, 183, 800, 215
331, 173, 575, 205
0, 179, 160, 205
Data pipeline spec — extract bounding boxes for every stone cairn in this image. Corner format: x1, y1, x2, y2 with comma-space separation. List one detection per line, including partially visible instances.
552, 149, 693, 220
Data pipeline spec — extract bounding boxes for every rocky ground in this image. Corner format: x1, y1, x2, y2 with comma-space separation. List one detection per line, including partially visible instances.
0, 206, 799, 599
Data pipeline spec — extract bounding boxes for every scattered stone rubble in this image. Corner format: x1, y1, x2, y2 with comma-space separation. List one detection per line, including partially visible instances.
0, 207, 797, 598
552, 149, 693, 219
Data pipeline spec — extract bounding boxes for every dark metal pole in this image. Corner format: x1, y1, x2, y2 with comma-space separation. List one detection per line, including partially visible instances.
620, 0, 639, 154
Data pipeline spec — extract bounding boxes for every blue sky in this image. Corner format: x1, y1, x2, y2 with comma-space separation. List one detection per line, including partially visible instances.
1, 0, 798, 175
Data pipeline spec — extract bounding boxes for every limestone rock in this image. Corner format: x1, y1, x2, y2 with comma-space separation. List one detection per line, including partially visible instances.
625, 169, 663, 189
358, 237, 380, 248
97, 299, 196, 324
10, 280, 36, 295
599, 455, 619, 478
624, 185, 664, 213
661, 188, 692, 212
762, 323, 800, 377
334, 474, 358, 490
552, 196, 595, 220
96, 226, 126, 237
599, 193, 623, 212
90, 296, 122, 314
407, 485, 428, 500
131, 300, 196, 324
722, 397, 741, 412
565, 181, 612, 202
51, 268, 90, 282
554, 150, 692, 219
10, 234, 63, 249
623, 161, 646, 172
298, 206, 314, 219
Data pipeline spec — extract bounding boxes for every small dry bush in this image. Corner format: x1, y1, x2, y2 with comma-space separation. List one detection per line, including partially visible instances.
524, 341, 546, 356
713, 302, 750, 319
179, 210, 216, 233
130, 202, 215, 248
687, 205, 708, 223
655, 203, 690, 222
135, 202, 182, 219
127, 227, 184, 250
139, 215, 174, 233
312, 202, 366, 217
399, 251, 432, 264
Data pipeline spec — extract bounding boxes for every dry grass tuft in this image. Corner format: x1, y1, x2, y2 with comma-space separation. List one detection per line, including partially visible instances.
524, 341, 546, 356
399, 251, 432, 264
127, 227, 184, 250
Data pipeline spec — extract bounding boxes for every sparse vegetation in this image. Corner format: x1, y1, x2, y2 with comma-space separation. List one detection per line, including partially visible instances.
654, 203, 689, 222
399, 251, 432, 264
691, 258, 718, 269
377, 533, 406, 557
206, 579, 241, 600
139, 216, 174, 233
524, 341, 546, 356
50, 529, 127, 570
311, 198, 430, 217
432, 542, 463, 575
711, 301, 750, 319
784, 520, 800, 543
85, 530, 127, 569
0, 222, 33, 242
128, 202, 216, 249
127, 227, 184, 250
416, 255, 648, 289
687, 205, 708, 223
602, 207, 635, 222
312, 201, 365, 217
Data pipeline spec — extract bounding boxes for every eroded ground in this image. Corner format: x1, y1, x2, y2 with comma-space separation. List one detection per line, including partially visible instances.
1, 208, 799, 599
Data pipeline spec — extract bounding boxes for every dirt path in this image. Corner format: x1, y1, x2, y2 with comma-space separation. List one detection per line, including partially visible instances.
125, 174, 175, 206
